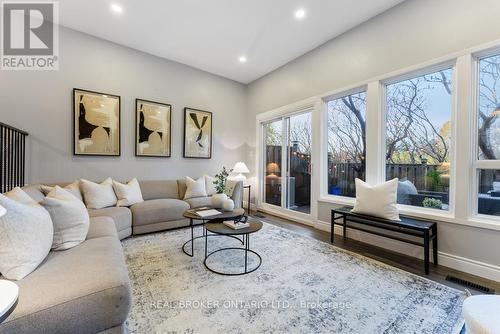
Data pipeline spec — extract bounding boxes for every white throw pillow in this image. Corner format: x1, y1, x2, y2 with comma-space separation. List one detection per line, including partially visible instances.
112, 178, 144, 207
0, 188, 53, 280
40, 186, 90, 251
352, 178, 400, 221
204, 175, 217, 195
80, 178, 117, 209
493, 181, 500, 192
40, 181, 83, 201
184, 176, 207, 199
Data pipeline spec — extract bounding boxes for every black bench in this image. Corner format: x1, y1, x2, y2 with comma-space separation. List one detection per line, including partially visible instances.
331, 206, 438, 274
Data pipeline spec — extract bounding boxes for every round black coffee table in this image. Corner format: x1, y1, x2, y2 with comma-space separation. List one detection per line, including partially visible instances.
182, 208, 245, 257
204, 220, 263, 276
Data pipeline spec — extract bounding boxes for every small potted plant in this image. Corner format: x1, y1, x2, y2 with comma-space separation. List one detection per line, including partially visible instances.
211, 167, 229, 208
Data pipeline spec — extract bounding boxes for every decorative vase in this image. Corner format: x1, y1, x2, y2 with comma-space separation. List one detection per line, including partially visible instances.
211, 193, 228, 209
223, 199, 235, 212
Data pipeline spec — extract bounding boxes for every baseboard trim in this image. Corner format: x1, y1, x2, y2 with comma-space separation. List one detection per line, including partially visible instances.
315, 219, 500, 282
438, 252, 500, 283
256, 206, 314, 226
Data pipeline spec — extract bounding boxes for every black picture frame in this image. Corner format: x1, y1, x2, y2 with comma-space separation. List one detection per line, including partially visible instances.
135, 98, 172, 158
183, 107, 212, 159
73, 88, 121, 156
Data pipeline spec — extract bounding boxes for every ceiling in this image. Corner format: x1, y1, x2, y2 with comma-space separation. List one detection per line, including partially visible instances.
59, 0, 406, 84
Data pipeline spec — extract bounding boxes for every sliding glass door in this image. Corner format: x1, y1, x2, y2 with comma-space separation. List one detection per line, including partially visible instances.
263, 120, 283, 206
262, 111, 312, 215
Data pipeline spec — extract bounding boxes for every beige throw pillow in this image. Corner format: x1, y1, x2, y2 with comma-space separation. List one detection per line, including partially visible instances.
0, 188, 53, 280
41, 186, 90, 251
204, 175, 217, 196
112, 178, 144, 207
352, 178, 400, 221
80, 178, 117, 209
184, 176, 207, 199
40, 181, 83, 201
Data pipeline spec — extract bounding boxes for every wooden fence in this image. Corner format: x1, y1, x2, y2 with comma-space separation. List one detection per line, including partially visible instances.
328, 162, 442, 197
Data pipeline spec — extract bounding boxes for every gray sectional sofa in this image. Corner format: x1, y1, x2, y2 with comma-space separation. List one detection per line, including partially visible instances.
0, 179, 243, 334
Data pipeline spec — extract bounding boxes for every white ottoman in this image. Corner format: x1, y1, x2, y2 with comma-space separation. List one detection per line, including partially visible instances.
463, 295, 500, 334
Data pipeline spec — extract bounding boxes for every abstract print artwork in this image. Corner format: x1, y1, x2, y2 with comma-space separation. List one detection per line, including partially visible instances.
73, 88, 120, 156
136, 99, 171, 157
183, 107, 212, 159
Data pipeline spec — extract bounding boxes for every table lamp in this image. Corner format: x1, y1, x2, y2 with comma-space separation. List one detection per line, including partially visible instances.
231, 162, 250, 182
266, 162, 280, 178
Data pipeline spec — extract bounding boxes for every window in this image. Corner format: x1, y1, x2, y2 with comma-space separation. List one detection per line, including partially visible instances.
475, 54, 500, 217
385, 68, 453, 211
326, 91, 366, 197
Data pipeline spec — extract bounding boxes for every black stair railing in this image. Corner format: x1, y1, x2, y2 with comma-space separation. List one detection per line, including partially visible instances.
0, 122, 29, 193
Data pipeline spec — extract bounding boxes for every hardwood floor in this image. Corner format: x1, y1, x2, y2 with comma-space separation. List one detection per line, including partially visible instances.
253, 211, 500, 294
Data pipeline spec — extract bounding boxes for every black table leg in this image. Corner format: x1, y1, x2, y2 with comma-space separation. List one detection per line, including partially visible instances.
204, 225, 208, 259
343, 214, 347, 240
244, 234, 248, 272
247, 187, 251, 215
330, 211, 334, 243
432, 225, 438, 265
190, 218, 194, 257
424, 230, 430, 275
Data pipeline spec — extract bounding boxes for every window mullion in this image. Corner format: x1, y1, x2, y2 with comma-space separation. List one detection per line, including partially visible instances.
365, 81, 383, 185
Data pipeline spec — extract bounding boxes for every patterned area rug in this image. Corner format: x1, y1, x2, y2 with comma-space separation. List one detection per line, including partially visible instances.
122, 222, 465, 333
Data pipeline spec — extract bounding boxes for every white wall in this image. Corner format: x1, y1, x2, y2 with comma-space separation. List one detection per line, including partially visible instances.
247, 0, 500, 281
0, 27, 248, 183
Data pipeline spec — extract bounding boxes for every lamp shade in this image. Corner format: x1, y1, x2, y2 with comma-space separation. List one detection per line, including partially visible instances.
0, 205, 6, 217
266, 162, 280, 174
232, 162, 250, 174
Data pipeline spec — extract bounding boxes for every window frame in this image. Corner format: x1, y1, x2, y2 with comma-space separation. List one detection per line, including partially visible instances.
321, 85, 368, 203
380, 62, 457, 216
471, 48, 500, 222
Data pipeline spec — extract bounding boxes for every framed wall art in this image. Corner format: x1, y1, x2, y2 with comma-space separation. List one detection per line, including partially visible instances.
73, 88, 120, 156
183, 107, 212, 159
136, 99, 172, 157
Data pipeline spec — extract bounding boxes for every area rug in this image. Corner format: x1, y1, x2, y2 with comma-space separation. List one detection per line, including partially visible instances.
122, 222, 465, 334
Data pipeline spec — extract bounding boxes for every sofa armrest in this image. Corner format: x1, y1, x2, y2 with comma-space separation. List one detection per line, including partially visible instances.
229, 181, 243, 209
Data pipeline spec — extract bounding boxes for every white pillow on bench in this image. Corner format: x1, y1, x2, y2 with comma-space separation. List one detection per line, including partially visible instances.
352, 178, 400, 221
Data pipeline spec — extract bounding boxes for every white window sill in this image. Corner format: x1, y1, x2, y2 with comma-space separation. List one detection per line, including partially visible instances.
318, 195, 500, 231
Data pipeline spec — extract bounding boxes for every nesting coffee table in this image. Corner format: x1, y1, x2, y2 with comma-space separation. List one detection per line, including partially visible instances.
182, 208, 246, 257
204, 220, 263, 276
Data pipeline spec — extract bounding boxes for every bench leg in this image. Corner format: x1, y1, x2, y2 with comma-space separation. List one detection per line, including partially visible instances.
424, 230, 430, 275
432, 225, 438, 265
331, 211, 334, 243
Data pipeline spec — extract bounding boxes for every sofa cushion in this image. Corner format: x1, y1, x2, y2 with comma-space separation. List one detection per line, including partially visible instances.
130, 199, 189, 226
177, 179, 187, 200
88, 207, 132, 238
86, 217, 118, 240
0, 188, 53, 280
184, 196, 213, 208
40, 181, 83, 202
138, 180, 179, 200
40, 186, 90, 251
113, 178, 144, 207
184, 176, 207, 199
21, 184, 46, 202
80, 178, 117, 209
0, 219, 131, 334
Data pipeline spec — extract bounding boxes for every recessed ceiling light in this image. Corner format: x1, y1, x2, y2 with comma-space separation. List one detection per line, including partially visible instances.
110, 3, 123, 14
238, 56, 247, 63
295, 8, 306, 20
